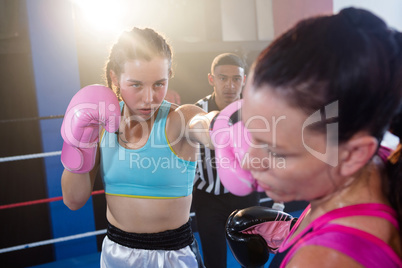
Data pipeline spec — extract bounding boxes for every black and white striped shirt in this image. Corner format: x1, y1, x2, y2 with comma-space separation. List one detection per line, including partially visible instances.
194, 94, 230, 195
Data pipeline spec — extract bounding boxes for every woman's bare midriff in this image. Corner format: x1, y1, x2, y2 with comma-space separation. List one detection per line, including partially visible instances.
105, 194, 192, 233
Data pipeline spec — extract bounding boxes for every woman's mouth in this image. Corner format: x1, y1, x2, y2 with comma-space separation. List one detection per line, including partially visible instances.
252, 173, 272, 191
257, 181, 272, 192
138, 108, 152, 115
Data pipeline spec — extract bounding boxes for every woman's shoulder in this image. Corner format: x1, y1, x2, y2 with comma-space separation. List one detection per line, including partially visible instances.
326, 203, 399, 247
288, 244, 363, 268
287, 205, 401, 267
288, 222, 401, 267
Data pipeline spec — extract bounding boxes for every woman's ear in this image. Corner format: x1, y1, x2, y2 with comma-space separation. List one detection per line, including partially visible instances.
339, 135, 378, 177
110, 70, 119, 87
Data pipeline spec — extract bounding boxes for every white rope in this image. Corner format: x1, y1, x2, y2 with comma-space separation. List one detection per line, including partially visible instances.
0, 229, 106, 254
0, 151, 61, 163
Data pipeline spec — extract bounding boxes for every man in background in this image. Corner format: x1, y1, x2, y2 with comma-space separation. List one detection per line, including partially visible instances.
192, 53, 261, 268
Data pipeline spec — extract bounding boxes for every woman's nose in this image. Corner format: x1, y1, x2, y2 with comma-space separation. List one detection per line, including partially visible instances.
242, 146, 270, 171
143, 87, 153, 103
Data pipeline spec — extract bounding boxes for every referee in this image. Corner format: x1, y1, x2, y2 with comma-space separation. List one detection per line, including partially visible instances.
192, 53, 261, 268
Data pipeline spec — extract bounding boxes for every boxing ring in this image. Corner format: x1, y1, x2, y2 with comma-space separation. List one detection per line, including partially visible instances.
0, 145, 273, 254
0, 113, 310, 267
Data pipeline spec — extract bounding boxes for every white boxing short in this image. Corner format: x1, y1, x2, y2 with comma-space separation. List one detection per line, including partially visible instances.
100, 220, 204, 268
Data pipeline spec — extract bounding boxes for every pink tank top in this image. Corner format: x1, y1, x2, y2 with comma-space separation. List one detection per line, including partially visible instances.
277, 203, 401, 268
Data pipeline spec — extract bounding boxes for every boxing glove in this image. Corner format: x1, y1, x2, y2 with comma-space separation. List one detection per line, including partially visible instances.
226, 206, 296, 267
210, 99, 263, 196
61, 85, 120, 173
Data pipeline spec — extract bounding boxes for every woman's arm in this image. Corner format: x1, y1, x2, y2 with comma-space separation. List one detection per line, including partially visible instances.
174, 104, 218, 149
61, 147, 100, 210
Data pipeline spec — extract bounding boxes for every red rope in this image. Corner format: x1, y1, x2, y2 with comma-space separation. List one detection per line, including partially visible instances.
0, 190, 105, 210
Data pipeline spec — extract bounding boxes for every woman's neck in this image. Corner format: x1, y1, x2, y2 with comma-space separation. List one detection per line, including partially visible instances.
309, 158, 389, 220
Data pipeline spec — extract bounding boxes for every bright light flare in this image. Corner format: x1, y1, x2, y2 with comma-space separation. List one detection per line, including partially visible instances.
72, 0, 126, 35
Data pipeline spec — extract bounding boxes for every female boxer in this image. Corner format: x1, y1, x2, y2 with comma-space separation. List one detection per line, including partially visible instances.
224, 7, 402, 267
60, 27, 218, 267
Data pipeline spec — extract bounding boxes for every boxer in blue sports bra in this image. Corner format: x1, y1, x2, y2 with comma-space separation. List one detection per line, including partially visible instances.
61, 28, 220, 268
99, 100, 202, 267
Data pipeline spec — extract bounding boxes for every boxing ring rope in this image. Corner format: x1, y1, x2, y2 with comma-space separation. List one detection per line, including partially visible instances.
0, 115, 64, 163
0, 151, 61, 163
0, 190, 105, 210
0, 189, 271, 255
0, 114, 272, 256
0, 229, 107, 254
0, 115, 64, 124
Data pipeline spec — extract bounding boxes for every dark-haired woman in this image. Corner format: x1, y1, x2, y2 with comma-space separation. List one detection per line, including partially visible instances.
230, 7, 402, 267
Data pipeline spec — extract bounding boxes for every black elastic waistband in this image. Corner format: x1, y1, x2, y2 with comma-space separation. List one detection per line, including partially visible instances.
107, 220, 194, 250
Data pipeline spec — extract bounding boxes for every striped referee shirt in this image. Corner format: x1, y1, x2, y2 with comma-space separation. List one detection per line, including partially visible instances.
194, 93, 230, 195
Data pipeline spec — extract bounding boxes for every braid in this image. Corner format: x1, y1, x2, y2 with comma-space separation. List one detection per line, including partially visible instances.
104, 61, 121, 100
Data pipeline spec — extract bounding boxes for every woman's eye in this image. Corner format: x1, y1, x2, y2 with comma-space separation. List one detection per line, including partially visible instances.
155, 82, 165, 87
267, 148, 285, 158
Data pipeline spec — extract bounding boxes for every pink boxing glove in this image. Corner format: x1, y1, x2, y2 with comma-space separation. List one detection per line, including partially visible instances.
210, 100, 263, 196
61, 85, 120, 173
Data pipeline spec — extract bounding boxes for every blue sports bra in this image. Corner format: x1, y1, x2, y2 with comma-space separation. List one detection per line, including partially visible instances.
99, 100, 196, 199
